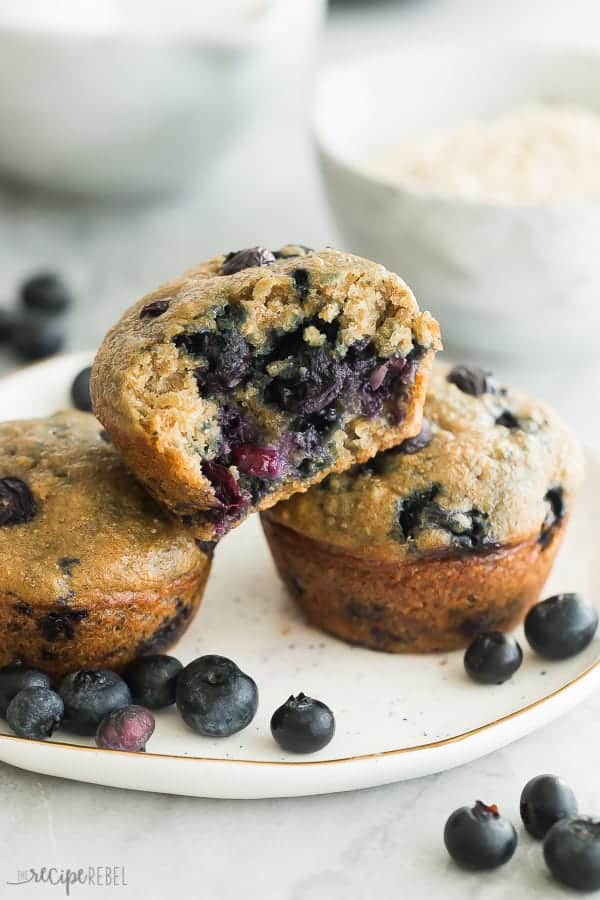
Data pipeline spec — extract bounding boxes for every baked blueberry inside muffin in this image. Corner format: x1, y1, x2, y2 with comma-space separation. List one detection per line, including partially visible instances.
0, 411, 211, 678
91, 246, 441, 540
262, 365, 584, 652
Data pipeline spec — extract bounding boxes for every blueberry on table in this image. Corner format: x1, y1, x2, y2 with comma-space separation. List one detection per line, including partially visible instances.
544, 817, 600, 892
11, 312, 64, 361
270, 693, 335, 754
70, 366, 93, 413
464, 632, 523, 684
176, 655, 258, 737
20, 273, 72, 314
525, 593, 598, 660
123, 655, 183, 710
6, 687, 64, 740
520, 774, 578, 839
96, 705, 155, 752
0, 664, 52, 716
58, 669, 132, 736
444, 801, 517, 871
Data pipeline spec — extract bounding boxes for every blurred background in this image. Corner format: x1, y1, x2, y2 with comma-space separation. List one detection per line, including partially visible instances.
0, 0, 599, 442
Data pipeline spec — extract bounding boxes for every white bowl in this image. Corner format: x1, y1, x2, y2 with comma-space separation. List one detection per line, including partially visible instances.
314, 44, 600, 365
0, 0, 325, 197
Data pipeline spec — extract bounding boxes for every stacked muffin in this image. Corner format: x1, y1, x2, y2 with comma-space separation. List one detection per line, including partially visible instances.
261, 365, 583, 652
0, 246, 582, 674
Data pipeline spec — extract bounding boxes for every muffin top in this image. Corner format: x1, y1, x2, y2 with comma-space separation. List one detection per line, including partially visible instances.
92, 245, 440, 459
91, 245, 441, 537
265, 364, 584, 559
0, 411, 208, 603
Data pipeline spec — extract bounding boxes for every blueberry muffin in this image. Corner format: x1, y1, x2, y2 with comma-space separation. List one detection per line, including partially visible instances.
0, 412, 212, 679
91, 246, 441, 540
262, 365, 584, 652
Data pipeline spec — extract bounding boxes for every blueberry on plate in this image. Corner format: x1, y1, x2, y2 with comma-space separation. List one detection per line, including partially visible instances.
176, 655, 258, 737
0, 663, 52, 716
525, 593, 598, 660
96, 705, 155, 752
123, 655, 183, 709
11, 312, 64, 361
20, 273, 72, 314
6, 686, 64, 740
520, 774, 578, 839
270, 693, 335, 754
71, 366, 93, 413
444, 801, 517, 871
464, 632, 523, 684
59, 669, 132, 736
544, 817, 600, 891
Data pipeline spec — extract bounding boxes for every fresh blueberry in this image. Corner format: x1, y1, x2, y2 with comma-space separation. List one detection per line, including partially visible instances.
270, 693, 335, 754
0, 664, 52, 716
544, 817, 600, 891
71, 366, 93, 412
6, 687, 64, 740
220, 247, 276, 276
20, 273, 72, 314
0, 477, 38, 526
444, 801, 518, 871
520, 774, 578, 839
96, 705, 155, 752
123, 655, 183, 709
525, 593, 598, 660
176, 655, 258, 737
464, 632, 523, 684
11, 312, 64, 361
447, 365, 491, 397
59, 669, 132, 736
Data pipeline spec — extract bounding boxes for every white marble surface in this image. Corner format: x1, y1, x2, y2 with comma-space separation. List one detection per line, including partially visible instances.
1, 2, 600, 897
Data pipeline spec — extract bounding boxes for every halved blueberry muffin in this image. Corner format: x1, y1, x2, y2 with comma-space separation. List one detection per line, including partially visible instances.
91, 246, 441, 540
0, 412, 212, 679
262, 364, 584, 652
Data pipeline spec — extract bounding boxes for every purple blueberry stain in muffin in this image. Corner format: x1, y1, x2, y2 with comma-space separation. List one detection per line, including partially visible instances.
540, 487, 565, 549
0, 477, 38, 526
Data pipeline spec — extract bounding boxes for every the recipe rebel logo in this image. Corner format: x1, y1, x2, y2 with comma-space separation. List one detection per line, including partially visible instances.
7, 866, 127, 895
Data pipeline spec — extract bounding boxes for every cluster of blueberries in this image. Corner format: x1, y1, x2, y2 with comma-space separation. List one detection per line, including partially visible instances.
445, 775, 600, 892
463, 592, 598, 685
0, 273, 72, 362
0, 654, 335, 755
452, 593, 599, 891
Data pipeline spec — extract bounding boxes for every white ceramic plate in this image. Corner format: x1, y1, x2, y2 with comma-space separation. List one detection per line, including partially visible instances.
0, 352, 598, 799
